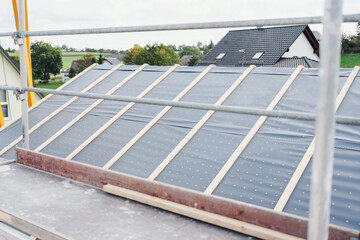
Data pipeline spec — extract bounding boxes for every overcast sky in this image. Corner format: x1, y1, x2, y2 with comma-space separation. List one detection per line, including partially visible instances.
0, 0, 359, 51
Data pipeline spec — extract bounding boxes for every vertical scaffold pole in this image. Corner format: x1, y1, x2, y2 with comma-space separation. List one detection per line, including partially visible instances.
308, 0, 343, 239
18, 0, 29, 149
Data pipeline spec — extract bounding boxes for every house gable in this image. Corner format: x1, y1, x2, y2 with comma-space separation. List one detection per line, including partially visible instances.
282, 32, 320, 61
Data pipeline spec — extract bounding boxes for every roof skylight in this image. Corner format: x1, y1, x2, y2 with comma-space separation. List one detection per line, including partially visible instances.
252, 52, 263, 59
216, 53, 226, 60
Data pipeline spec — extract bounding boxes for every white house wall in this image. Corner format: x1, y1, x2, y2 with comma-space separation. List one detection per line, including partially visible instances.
0, 54, 22, 125
0, 53, 41, 126
282, 33, 320, 61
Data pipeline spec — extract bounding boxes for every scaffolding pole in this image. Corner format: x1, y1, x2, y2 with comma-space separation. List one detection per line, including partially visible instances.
18, 0, 29, 149
308, 0, 343, 239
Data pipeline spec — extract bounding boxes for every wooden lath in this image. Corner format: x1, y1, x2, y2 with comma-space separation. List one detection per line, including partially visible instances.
274, 66, 360, 212
0, 63, 98, 156
33, 64, 147, 153
102, 64, 215, 170
205, 65, 304, 194
147, 65, 256, 180
66, 64, 179, 160
0, 63, 97, 134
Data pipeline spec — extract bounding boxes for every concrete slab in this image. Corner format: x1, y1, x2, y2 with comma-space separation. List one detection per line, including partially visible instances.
0, 163, 254, 240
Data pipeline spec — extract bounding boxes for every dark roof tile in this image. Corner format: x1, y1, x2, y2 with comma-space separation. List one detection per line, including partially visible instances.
198, 25, 309, 67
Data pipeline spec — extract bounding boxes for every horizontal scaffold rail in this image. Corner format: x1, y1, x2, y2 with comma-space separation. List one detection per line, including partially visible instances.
0, 14, 360, 38
1, 85, 360, 125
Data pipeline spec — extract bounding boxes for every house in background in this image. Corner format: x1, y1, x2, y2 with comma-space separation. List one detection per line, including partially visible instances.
0, 45, 42, 126
103, 54, 125, 65
198, 25, 320, 68
180, 55, 193, 66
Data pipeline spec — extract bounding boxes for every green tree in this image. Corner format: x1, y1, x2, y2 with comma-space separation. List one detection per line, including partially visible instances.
31, 41, 63, 82
77, 65, 85, 74
179, 46, 201, 58
76, 53, 96, 74
68, 68, 76, 78
11, 55, 20, 66
98, 54, 104, 64
61, 44, 68, 52
6, 48, 15, 53
168, 45, 177, 51
203, 40, 214, 55
357, 22, 360, 36
134, 44, 180, 66
123, 45, 144, 64
342, 33, 360, 54
187, 55, 202, 66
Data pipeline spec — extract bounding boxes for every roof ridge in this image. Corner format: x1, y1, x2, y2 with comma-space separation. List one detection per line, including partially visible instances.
228, 24, 307, 32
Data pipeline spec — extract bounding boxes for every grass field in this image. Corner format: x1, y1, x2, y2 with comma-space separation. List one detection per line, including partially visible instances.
340, 53, 360, 68
7, 51, 18, 57
35, 77, 63, 96
62, 52, 110, 69
62, 54, 81, 69
7, 51, 109, 70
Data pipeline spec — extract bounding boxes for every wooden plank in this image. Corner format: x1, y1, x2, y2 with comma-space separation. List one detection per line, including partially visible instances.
103, 184, 304, 240
0, 63, 97, 134
147, 65, 255, 180
102, 64, 215, 169
205, 66, 304, 194
0, 208, 68, 240
0, 63, 118, 157
66, 64, 179, 160
15, 148, 360, 240
274, 66, 360, 212
34, 64, 147, 152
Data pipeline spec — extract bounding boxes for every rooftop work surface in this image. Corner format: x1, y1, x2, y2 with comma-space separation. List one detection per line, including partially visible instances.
0, 162, 253, 240
0, 64, 359, 234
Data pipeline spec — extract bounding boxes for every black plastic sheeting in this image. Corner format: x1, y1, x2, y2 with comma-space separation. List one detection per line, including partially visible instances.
284, 72, 360, 230
0, 65, 358, 230
0, 68, 106, 159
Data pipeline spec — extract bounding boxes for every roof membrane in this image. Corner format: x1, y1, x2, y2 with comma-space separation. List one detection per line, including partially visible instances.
0, 64, 359, 230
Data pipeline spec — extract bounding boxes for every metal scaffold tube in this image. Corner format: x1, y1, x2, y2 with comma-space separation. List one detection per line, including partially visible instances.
18, 0, 29, 149
0, 14, 359, 38
0, 85, 358, 125
308, 0, 343, 239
